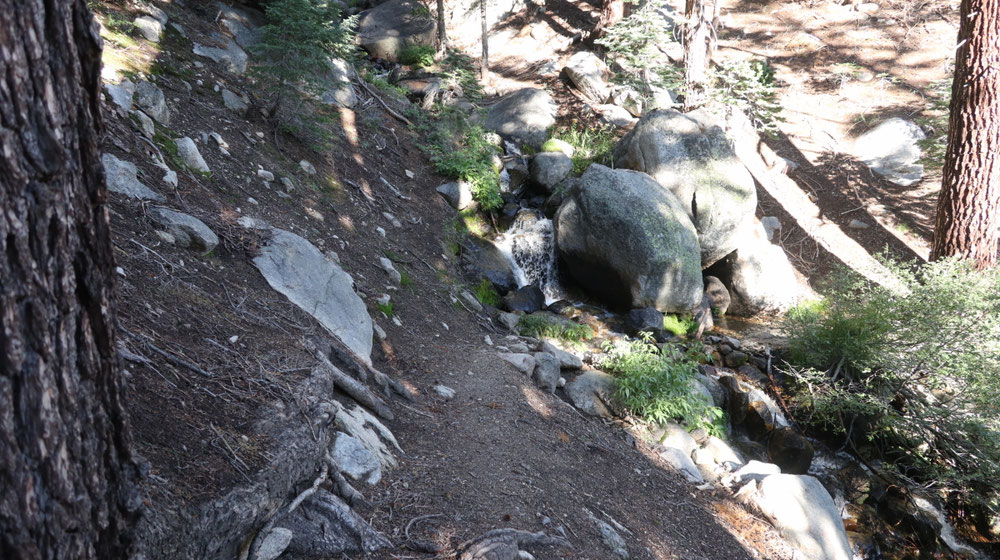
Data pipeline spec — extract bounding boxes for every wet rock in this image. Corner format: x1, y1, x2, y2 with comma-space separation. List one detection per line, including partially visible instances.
461, 237, 517, 294
174, 137, 210, 173
744, 401, 776, 441
135, 81, 170, 125
564, 371, 617, 417
148, 207, 218, 254
719, 375, 749, 425
703, 276, 731, 317
767, 428, 814, 475
624, 307, 664, 336
102, 154, 164, 201
555, 164, 702, 312
504, 284, 545, 313
358, 0, 436, 61
614, 109, 757, 267
532, 352, 561, 393
484, 88, 557, 150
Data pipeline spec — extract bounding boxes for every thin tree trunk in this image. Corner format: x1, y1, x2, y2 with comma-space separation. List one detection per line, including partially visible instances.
480, 0, 489, 81
684, 0, 719, 109
0, 0, 141, 558
931, 0, 1000, 268
586, 0, 625, 46
436, 0, 448, 53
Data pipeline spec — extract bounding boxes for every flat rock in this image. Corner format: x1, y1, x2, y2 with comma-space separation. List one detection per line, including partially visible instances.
102, 153, 164, 201
253, 229, 373, 363
174, 137, 210, 173
148, 207, 218, 254
484, 88, 557, 149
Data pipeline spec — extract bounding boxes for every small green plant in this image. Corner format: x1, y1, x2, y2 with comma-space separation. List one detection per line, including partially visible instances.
399, 268, 415, 290
474, 278, 502, 307
662, 314, 696, 337
399, 44, 436, 68
784, 257, 1000, 513
601, 335, 723, 434
710, 59, 783, 135
376, 301, 395, 318
104, 14, 135, 35
411, 5, 431, 16
518, 314, 593, 342
440, 50, 484, 101
553, 122, 617, 175
596, 0, 684, 95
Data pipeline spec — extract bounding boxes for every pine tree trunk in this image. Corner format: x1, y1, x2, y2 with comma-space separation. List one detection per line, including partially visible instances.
480, 0, 489, 81
437, 0, 448, 52
684, 0, 719, 108
586, 0, 625, 45
0, 0, 141, 558
931, 0, 1000, 268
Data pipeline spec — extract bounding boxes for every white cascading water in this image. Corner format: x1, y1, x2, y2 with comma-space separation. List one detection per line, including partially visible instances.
494, 210, 564, 304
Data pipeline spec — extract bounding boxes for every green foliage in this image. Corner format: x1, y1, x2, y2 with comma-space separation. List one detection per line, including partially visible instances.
662, 314, 696, 337
553, 122, 617, 175
376, 301, 395, 318
518, 314, 593, 342
474, 278, 502, 307
251, 0, 358, 150
596, 0, 684, 95
409, 108, 503, 210
440, 50, 484, 101
710, 59, 783, 135
915, 77, 952, 169
399, 44, 436, 67
602, 335, 724, 434
784, 258, 1000, 510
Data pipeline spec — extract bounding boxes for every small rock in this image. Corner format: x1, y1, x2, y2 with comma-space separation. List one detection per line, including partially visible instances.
595, 520, 629, 559
539, 340, 583, 370
174, 137, 210, 173
496, 311, 521, 332
654, 422, 698, 457
432, 385, 456, 400
848, 219, 870, 229
221, 89, 249, 115
102, 153, 164, 201
280, 177, 294, 190
378, 257, 402, 284
209, 132, 229, 150
258, 169, 275, 182
254, 527, 294, 560
134, 15, 163, 42
332, 433, 382, 484
661, 446, 704, 483
564, 371, 617, 417
129, 110, 155, 137
435, 181, 474, 210
459, 290, 483, 312
154, 230, 175, 244
382, 212, 402, 228
300, 159, 317, 175
724, 350, 749, 368
135, 81, 170, 125
499, 352, 535, 375
104, 79, 135, 112
761, 216, 782, 241
148, 207, 219, 254
532, 352, 561, 393
373, 323, 387, 341
704, 276, 731, 317
162, 169, 177, 187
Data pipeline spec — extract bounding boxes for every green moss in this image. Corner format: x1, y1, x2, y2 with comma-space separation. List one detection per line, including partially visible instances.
474, 278, 502, 307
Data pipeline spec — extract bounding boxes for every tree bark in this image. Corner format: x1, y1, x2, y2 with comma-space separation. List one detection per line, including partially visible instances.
586, 0, 625, 46
480, 0, 489, 81
684, 0, 719, 108
0, 0, 140, 558
436, 0, 448, 53
931, 0, 1000, 268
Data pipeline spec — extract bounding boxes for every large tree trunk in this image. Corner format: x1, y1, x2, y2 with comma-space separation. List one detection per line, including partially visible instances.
0, 0, 141, 558
930, 0, 1000, 268
684, 0, 719, 108
436, 0, 448, 53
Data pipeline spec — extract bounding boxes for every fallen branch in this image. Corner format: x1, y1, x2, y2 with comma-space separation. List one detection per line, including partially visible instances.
355, 76, 412, 126
123, 328, 215, 378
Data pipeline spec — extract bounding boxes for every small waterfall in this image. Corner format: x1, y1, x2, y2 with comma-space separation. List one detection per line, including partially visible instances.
912, 496, 980, 557
494, 210, 564, 304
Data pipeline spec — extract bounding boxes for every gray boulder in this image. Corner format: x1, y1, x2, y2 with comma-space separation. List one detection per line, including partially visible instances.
484, 88, 557, 149
320, 58, 357, 108
596, 104, 637, 127
193, 34, 248, 75
461, 237, 517, 294
853, 117, 925, 186
332, 433, 382, 484
148, 207, 218, 254
532, 352, 561, 393
504, 284, 545, 313
554, 164, 703, 312
102, 153, 164, 201
660, 446, 704, 483
221, 89, 249, 115
564, 371, 617, 417
498, 352, 535, 375
254, 528, 293, 560
703, 275, 731, 316
436, 181, 474, 210
104, 79, 135, 112
624, 307, 664, 336
358, 0, 436, 61
563, 51, 610, 102
134, 15, 163, 42
749, 474, 853, 560
530, 152, 573, 194
539, 340, 583, 370
130, 110, 155, 137
135, 81, 169, 125
253, 229, 373, 363
174, 137, 210, 173
613, 109, 757, 267
720, 219, 812, 316
767, 428, 814, 475
654, 422, 698, 457
213, 1, 260, 49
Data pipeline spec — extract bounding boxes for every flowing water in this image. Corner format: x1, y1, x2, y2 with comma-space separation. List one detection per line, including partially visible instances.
494, 210, 564, 304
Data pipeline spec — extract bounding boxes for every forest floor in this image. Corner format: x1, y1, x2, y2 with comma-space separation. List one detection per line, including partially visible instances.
94, 0, 960, 557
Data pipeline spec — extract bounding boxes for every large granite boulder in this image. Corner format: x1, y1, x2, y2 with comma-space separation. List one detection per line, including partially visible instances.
747, 474, 853, 560
853, 117, 925, 186
554, 164, 703, 312
613, 109, 757, 267
484, 88, 557, 150
358, 0, 436, 61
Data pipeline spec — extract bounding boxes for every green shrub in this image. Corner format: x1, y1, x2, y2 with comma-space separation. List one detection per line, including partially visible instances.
518, 314, 593, 342
441, 50, 484, 101
596, 0, 684, 95
376, 301, 395, 318
662, 314, 696, 337
601, 335, 723, 434
553, 122, 617, 175
784, 257, 1000, 511
474, 278, 502, 307
710, 59, 782, 135
399, 44, 436, 68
